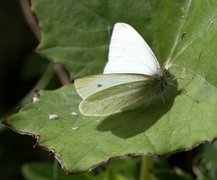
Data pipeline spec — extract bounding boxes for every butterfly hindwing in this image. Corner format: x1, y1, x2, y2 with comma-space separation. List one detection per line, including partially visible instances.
79, 78, 156, 116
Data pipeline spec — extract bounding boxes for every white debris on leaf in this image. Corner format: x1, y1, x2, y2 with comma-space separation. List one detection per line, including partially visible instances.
71, 112, 78, 116
48, 114, 59, 120
32, 95, 40, 103
72, 127, 79, 130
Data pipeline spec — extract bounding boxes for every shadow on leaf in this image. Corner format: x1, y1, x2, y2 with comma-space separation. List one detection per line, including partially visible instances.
97, 78, 182, 139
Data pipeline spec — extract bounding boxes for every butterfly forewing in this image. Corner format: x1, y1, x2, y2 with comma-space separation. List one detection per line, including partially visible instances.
75, 74, 150, 99
104, 23, 160, 75
79, 78, 155, 116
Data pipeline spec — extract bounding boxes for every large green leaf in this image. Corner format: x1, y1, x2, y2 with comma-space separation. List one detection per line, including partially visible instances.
32, 0, 157, 77
6, 0, 217, 173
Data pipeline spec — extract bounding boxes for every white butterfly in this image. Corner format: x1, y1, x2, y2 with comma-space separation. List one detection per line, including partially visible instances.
75, 22, 171, 116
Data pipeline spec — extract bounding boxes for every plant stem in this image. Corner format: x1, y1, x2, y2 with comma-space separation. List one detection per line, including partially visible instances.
53, 158, 59, 180
20, 63, 54, 105
139, 156, 154, 180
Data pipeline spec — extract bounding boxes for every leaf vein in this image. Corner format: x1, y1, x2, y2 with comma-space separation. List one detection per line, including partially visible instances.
167, 0, 192, 63
173, 15, 217, 60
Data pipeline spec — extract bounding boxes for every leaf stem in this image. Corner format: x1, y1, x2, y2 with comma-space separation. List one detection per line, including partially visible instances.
19, 0, 41, 41
53, 63, 71, 85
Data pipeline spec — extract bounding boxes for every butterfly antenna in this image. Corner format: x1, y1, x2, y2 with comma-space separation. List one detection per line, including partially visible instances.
174, 76, 193, 81
170, 74, 194, 89
182, 89, 199, 103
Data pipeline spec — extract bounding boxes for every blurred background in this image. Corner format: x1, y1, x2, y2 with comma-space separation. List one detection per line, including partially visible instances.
0, 0, 59, 179
1, 0, 217, 179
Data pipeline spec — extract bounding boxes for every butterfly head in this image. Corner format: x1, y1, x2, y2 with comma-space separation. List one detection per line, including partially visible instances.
153, 68, 171, 94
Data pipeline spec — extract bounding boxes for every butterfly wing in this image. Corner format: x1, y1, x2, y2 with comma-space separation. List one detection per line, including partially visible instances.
74, 74, 150, 99
104, 22, 160, 76
79, 78, 156, 116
